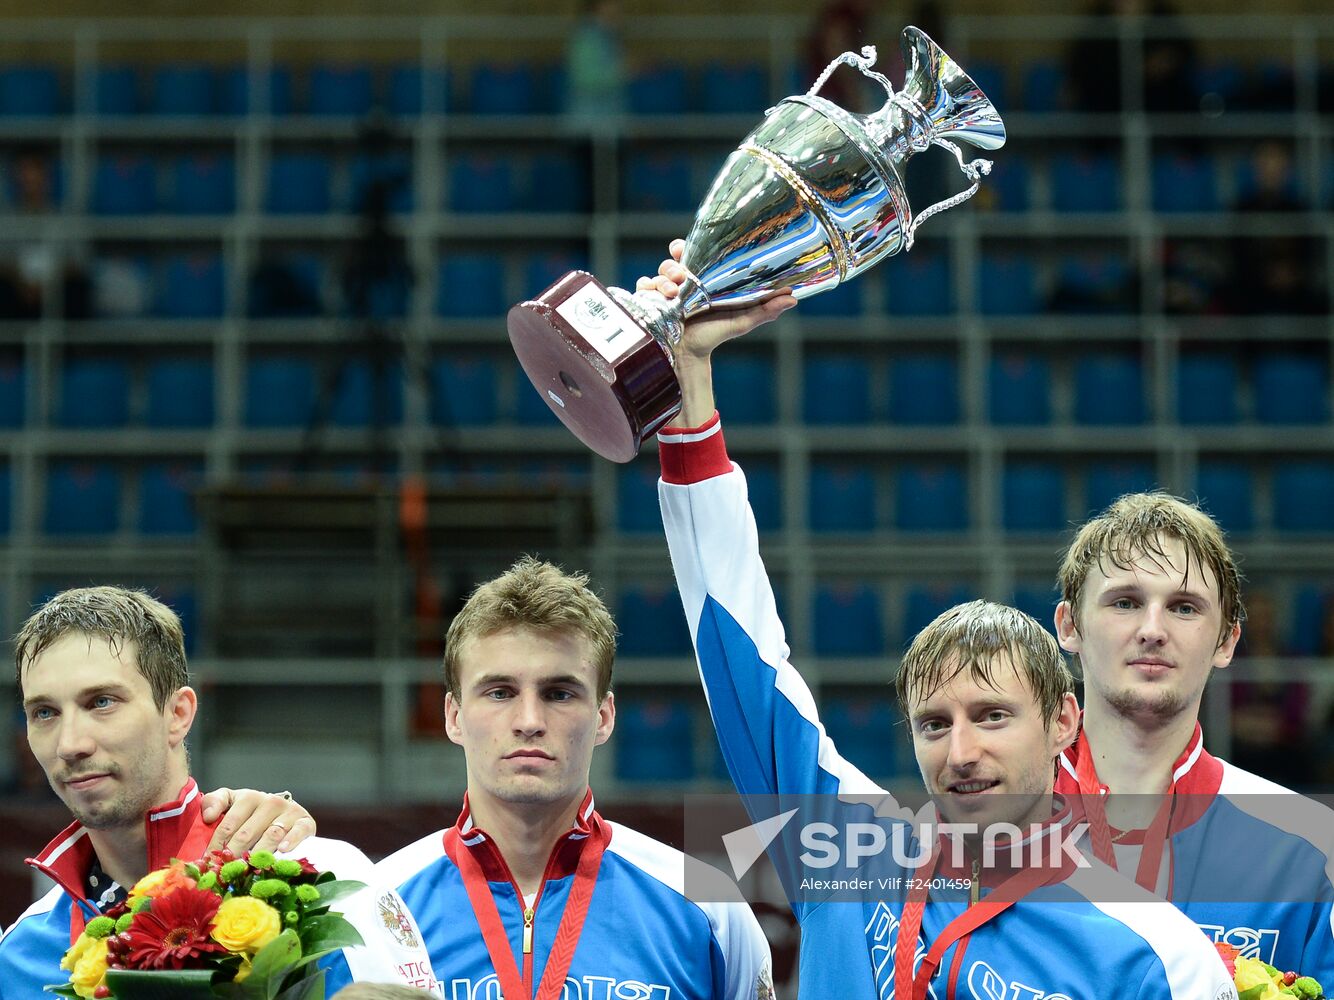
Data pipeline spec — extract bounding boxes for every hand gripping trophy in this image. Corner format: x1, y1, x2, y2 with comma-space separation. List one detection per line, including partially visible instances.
507, 27, 1006, 462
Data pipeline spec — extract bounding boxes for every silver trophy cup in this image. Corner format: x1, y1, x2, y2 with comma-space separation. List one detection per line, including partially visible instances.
507, 26, 1006, 462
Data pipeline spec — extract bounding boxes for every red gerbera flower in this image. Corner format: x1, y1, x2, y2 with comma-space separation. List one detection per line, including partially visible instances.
1215, 941, 1241, 979
123, 887, 229, 970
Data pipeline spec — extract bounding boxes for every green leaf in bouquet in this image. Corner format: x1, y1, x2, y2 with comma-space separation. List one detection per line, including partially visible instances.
1240, 986, 1272, 1000
314, 879, 367, 908
295, 912, 366, 965
42, 984, 80, 997
274, 968, 326, 1000
233, 928, 304, 999
104, 968, 218, 999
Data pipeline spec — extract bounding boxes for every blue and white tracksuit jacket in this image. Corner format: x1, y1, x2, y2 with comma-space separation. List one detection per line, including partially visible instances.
657, 414, 1238, 1000
1055, 727, 1334, 982
324, 790, 774, 999
0, 779, 434, 998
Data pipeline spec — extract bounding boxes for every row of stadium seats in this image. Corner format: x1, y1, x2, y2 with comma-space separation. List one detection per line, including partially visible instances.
0, 57, 1324, 118
31, 150, 1334, 217
9, 455, 1332, 539
8, 352, 1325, 430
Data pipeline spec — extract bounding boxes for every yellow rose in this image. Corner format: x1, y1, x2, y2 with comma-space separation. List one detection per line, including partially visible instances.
1233, 958, 1283, 1000
212, 896, 281, 955
69, 937, 108, 1000
59, 932, 97, 973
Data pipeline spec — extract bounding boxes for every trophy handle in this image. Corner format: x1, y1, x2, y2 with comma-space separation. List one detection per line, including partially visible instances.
806, 45, 897, 105
902, 141, 994, 249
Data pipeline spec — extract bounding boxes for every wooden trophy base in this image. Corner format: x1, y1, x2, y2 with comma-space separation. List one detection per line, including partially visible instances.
507, 271, 681, 463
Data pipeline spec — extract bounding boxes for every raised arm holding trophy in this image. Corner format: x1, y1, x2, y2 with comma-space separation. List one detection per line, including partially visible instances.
506, 25, 1006, 462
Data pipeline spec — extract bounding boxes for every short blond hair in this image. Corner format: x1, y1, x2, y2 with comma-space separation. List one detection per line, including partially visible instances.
444, 556, 617, 700
14, 586, 188, 709
894, 600, 1073, 728
1059, 492, 1243, 646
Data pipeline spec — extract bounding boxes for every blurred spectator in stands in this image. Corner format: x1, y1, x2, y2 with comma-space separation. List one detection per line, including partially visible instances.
0, 147, 89, 320
804, 0, 877, 111
1065, 0, 1198, 114
1229, 589, 1312, 788
1161, 239, 1228, 314
565, 0, 627, 131
1226, 140, 1327, 316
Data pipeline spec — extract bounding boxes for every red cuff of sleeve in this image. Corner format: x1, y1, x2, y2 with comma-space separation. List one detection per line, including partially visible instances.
657, 412, 731, 485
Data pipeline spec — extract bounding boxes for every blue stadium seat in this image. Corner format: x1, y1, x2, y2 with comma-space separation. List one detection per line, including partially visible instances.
1152, 154, 1220, 213
985, 156, 1030, 212
800, 279, 864, 317
809, 462, 875, 532
1074, 354, 1146, 425
902, 584, 974, 648
387, 65, 450, 115
245, 357, 317, 428
265, 153, 332, 214
0, 464, 9, 535
804, 355, 872, 424
966, 62, 1007, 112
0, 65, 61, 116
350, 151, 414, 214
248, 254, 325, 318
1194, 463, 1253, 535
146, 358, 214, 428
156, 585, 198, 653
1050, 153, 1121, 213
1193, 61, 1245, 107
150, 64, 214, 115
1084, 461, 1157, 517
616, 584, 694, 655
468, 63, 538, 115
1011, 585, 1060, 636
1002, 463, 1065, 532
628, 65, 690, 115
698, 61, 767, 114
1177, 354, 1239, 425
617, 461, 662, 534
95, 66, 139, 115
1273, 463, 1334, 532
58, 358, 130, 428
436, 254, 507, 317
216, 66, 293, 115
888, 354, 958, 425
621, 151, 694, 212
513, 359, 561, 426
138, 463, 200, 535
309, 64, 374, 116
1234, 152, 1300, 206
822, 698, 901, 777
1052, 252, 1133, 313
157, 254, 225, 318
614, 700, 694, 782
92, 156, 156, 215
45, 462, 119, 535
430, 356, 498, 427
166, 154, 235, 214
1253, 354, 1328, 424
895, 463, 967, 532
0, 357, 24, 427
886, 250, 952, 315
713, 356, 776, 425
740, 460, 782, 533
448, 152, 518, 213
1288, 585, 1328, 656
989, 353, 1051, 425
977, 253, 1038, 314
521, 250, 591, 295
526, 152, 589, 214
330, 361, 404, 427
1021, 60, 1065, 113
616, 252, 667, 294
814, 583, 884, 656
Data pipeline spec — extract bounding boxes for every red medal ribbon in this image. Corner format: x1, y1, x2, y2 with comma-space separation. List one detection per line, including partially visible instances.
893, 833, 1073, 1000
1072, 729, 1176, 894
453, 822, 609, 1000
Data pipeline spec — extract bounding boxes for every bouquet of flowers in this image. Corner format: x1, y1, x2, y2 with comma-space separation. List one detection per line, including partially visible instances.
1216, 943, 1325, 1000
48, 848, 365, 1000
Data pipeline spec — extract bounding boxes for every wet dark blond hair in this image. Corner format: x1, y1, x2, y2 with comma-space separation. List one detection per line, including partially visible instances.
894, 600, 1073, 729
1059, 492, 1243, 647
14, 586, 188, 709
444, 555, 617, 700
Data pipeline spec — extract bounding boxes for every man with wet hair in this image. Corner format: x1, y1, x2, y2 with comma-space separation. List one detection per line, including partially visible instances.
641, 247, 1236, 1000
1054, 493, 1334, 980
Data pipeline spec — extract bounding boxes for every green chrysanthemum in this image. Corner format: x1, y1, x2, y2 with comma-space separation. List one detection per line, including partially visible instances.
197, 871, 218, 892
129, 896, 153, 914
219, 860, 249, 883
83, 916, 115, 939
295, 884, 320, 904
273, 859, 303, 878
250, 878, 292, 900
115, 913, 134, 934
248, 850, 277, 870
